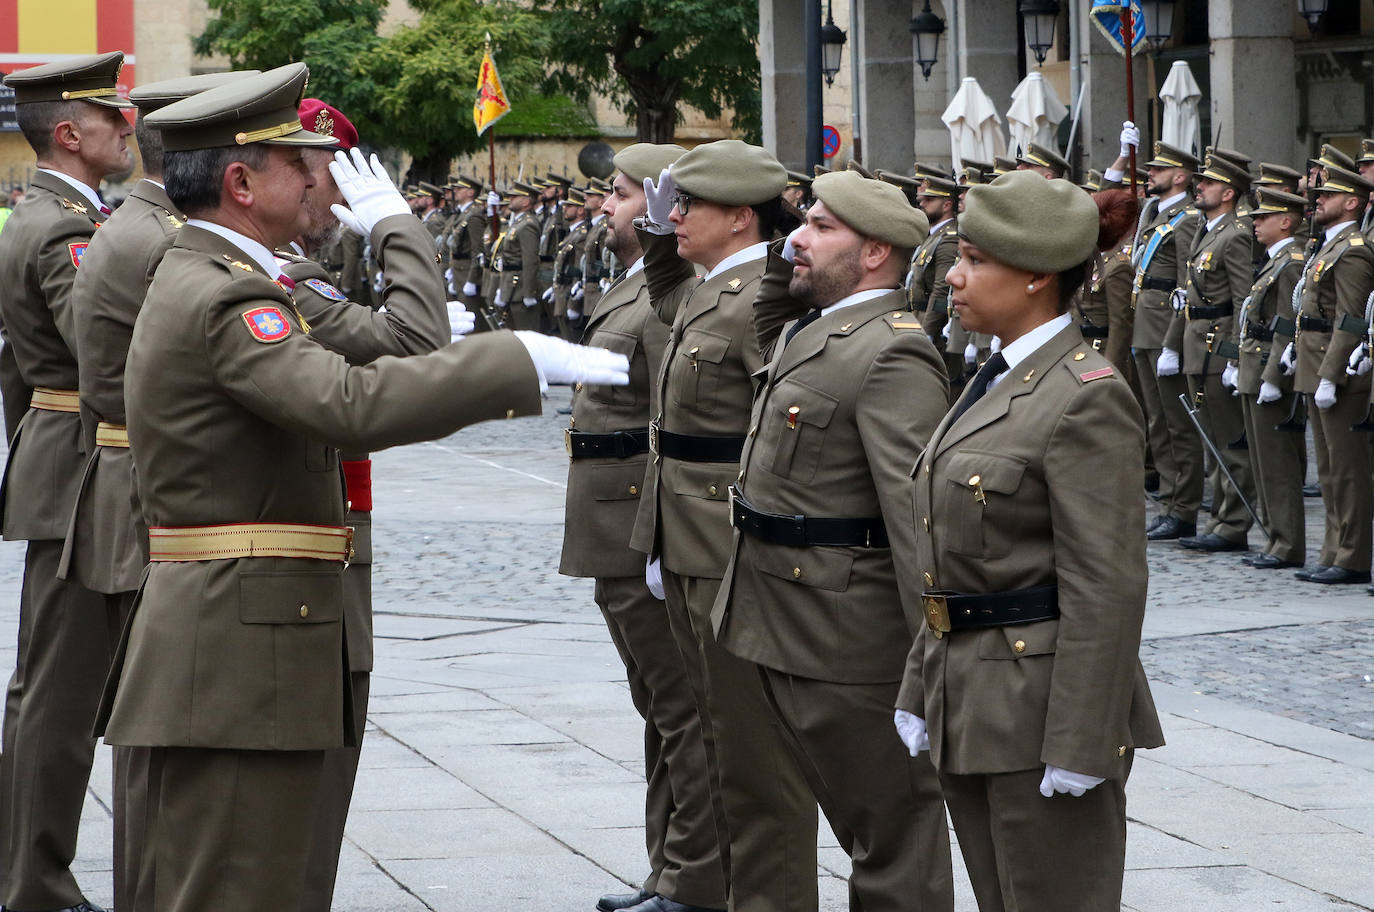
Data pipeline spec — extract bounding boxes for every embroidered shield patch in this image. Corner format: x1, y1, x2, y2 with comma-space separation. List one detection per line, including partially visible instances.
303, 278, 347, 301
68, 243, 88, 269
242, 306, 292, 343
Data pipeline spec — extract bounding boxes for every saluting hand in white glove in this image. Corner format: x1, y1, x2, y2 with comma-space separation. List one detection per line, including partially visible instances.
328, 149, 410, 237
641, 167, 677, 234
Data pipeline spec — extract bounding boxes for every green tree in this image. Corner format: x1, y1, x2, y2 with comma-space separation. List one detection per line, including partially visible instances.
540, 0, 761, 143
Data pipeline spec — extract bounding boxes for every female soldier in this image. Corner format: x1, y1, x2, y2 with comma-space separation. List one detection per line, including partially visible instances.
892, 171, 1164, 912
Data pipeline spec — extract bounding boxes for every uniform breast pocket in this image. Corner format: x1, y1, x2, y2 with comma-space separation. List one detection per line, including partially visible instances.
940, 451, 1027, 556
671, 329, 732, 413
758, 379, 839, 483
588, 330, 640, 406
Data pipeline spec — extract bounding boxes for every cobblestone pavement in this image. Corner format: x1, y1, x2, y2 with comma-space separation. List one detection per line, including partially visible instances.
2, 385, 1373, 911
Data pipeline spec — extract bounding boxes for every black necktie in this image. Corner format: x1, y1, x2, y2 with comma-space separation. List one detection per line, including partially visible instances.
949, 351, 1007, 425
783, 310, 822, 347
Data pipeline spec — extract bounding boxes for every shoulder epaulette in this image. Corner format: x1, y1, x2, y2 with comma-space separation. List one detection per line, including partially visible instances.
884, 310, 924, 332
59, 198, 88, 215
1290, 250, 1305, 261
1350, 236, 1365, 246
943, 227, 958, 236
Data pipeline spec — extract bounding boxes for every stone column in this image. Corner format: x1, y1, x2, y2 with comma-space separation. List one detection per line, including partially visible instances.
1209, 0, 1298, 168
912, 0, 953, 167
760, 0, 808, 170
854, 0, 916, 171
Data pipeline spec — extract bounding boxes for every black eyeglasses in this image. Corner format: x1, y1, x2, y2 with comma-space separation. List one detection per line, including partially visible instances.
672, 193, 696, 216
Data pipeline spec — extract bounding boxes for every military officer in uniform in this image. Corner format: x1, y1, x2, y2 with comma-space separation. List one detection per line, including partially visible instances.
1014, 142, 1071, 180
447, 175, 490, 327
1133, 142, 1203, 541
895, 170, 1164, 912
582, 178, 613, 316
550, 188, 590, 340
497, 181, 542, 330
907, 176, 960, 374
92, 63, 627, 912
1284, 166, 1374, 583
1163, 153, 1258, 552
630, 139, 819, 912
714, 170, 954, 912
1233, 188, 1307, 570
562, 142, 729, 912
0, 51, 135, 912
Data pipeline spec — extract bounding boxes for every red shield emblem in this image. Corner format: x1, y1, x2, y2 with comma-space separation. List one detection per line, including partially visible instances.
68, 243, 88, 269
242, 307, 292, 343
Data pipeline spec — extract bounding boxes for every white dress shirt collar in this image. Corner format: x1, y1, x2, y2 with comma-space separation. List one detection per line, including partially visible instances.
626, 255, 646, 278
1326, 220, 1357, 244
988, 312, 1073, 390
705, 242, 767, 282
37, 168, 106, 211
1266, 236, 1296, 259
821, 287, 893, 316
187, 219, 282, 279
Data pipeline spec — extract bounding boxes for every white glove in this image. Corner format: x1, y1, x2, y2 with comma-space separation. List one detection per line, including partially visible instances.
1279, 342, 1296, 376
1119, 120, 1140, 157
1221, 363, 1238, 389
645, 556, 665, 600
1157, 348, 1181, 376
446, 301, 475, 341
444, 267, 453, 283
781, 226, 803, 263
372, 270, 384, 294
1315, 377, 1338, 409
1348, 344, 1372, 376
1257, 381, 1283, 404
328, 148, 410, 236
541, 286, 555, 304
599, 277, 611, 293
493, 289, 506, 307
486, 190, 500, 216
1039, 765, 1106, 798
990, 336, 1002, 354
513, 330, 630, 390
522, 296, 538, 308
462, 281, 479, 298
570, 279, 584, 301
893, 710, 929, 756
566, 306, 581, 320
942, 319, 952, 340
641, 166, 677, 233
964, 342, 977, 365
1170, 288, 1188, 313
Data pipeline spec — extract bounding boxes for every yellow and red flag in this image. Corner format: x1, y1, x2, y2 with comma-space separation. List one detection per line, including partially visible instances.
473, 40, 510, 136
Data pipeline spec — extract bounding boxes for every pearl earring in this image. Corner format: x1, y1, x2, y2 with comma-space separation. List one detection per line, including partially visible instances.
1026, 284, 1035, 292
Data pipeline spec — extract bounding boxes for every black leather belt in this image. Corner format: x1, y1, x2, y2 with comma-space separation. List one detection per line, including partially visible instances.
649, 420, 745, 463
1079, 323, 1109, 339
1185, 301, 1234, 320
920, 584, 1059, 638
1299, 315, 1332, 332
1138, 274, 1175, 292
728, 486, 889, 549
1244, 319, 1274, 341
564, 428, 650, 460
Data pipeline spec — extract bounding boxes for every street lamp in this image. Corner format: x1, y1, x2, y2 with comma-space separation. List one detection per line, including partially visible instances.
909, 0, 946, 81
1139, 0, 1176, 51
820, 0, 846, 87
1297, 0, 1327, 32
1019, 0, 1060, 67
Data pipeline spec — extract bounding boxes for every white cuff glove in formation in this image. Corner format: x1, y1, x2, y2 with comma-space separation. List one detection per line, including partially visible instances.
513, 330, 629, 391
645, 556, 665, 600
571, 280, 584, 301
328, 149, 411, 237
781, 226, 803, 264
1279, 342, 1296, 375
523, 296, 538, 308
1348, 344, 1372, 377
446, 301, 475, 341
1170, 288, 1188, 313
462, 281, 479, 298
1156, 348, 1181, 376
964, 342, 978, 366
566, 306, 581, 321
893, 709, 929, 756
541, 286, 555, 304
942, 319, 952, 340
493, 289, 506, 307
641, 167, 678, 234
1040, 765, 1106, 798
1257, 381, 1283, 404
1119, 120, 1140, 157
1221, 362, 1238, 390
1315, 377, 1338, 409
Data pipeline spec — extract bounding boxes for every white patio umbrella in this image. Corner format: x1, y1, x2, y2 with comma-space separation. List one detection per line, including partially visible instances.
1160, 60, 1202, 159
1006, 71, 1068, 156
941, 77, 1006, 172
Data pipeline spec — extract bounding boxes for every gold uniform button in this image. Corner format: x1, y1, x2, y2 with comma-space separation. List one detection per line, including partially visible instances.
505, 408, 515, 419
968, 474, 981, 486
1074, 352, 1086, 361
299, 604, 309, 619
1013, 639, 1026, 654
923, 517, 930, 531
708, 484, 718, 496
793, 567, 802, 578
923, 571, 934, 586
629, 484, 638, 495
1118, 745, 1127, 757
737, 471, 745, 482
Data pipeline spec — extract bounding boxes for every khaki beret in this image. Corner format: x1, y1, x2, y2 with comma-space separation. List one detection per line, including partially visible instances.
146, 63, 335, 152
3, 50, 133, 108
1253, 187, 1306, 215
129, 71, 260, 112
812, 171, 928, 248
1317, 165, 1372, 197
1145, 141, 1198, 171
961, 171, 1098, 273
1016, 142, 1070, 178
670, 139, 786, 206
613, 142, 687, 184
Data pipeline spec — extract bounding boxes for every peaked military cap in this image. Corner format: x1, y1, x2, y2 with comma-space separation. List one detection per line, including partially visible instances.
1145, 141, 1199, 171
1310, 143, 1356, 173
1316, 165, 1372, 197
452, 175, 485, 192
918, 176, 958, 198
812, 171, 928, 248
1360, 138, 1374, 165
1253, 187, 1306, 215
1080, 169, 1103, 192
813, 164, 831, 177
671, 139, 787, 206
845, 160, 874, 179
962, 171, 1098, 273
3, 51, 133, 108
1206, 146, 1252, 173
506, 181, 538, 199
561, 187, 587, 207
1016, 143, 1070, 178
993, 156, 1016, 175
913, 161, 948, 181
875, 170, 919, 191
960, 158, 992, 178
785, 169, 813, 188
146, 63, 335, 152
1197, 153, 1250, 188
614, 142, 687, 183
584, 177, 612, 196
418, 181, 444, 199
960, 164, 989, 186
1256, 162, 1302, 190
129, 71, 259, 112
546, 172, 574, 188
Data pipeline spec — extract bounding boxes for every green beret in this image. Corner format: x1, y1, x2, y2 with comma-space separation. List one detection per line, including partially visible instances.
146, 63, 335, 152
812, 171, 929, 248
129, 71, 260, 112
3, 51, 133, 109
961, 171, 1098, 273
614, 142, 687, 183
671, 139, 786, 206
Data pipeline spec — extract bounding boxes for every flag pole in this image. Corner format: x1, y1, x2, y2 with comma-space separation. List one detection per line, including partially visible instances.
1123, 3, 1137, 197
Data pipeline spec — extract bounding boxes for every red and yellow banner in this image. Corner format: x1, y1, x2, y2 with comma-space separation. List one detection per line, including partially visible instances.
0, 0, 136, 92
473, 44, 509, 136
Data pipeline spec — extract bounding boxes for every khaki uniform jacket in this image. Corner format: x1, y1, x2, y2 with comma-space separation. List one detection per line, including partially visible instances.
714, 289, 949, 684
97, 214, 541, 751
1164, 212, 1253, 374
423, 208, 449, 270
0, 170, 104, 542
581, 216, 612, 314
552, 220, 590, 318
629, 231, 767, 578
560, 267, 669, 579
1074, 243, 1134, 374
909, 220, 958, 338
60, 180, 182, 593
1131, 196, 1200, 350
1237, 241, 1305, 395
1295, 223, 1374, 394
498, 211, 540, 303
448, 202, 487, 287
895, 324, 1164, 780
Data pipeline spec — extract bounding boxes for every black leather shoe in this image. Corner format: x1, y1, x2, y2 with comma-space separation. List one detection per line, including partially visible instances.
623, 896, 725, 912
1306, 566, 1372, 585
1178, 532, 1247, 552
1303, 482, 1321, 497
1294, 564, 1331, 581
1146, 514, 1167, 534
599, 890, 655, 912
1248, 553, 1299, 569
1146, 516, 1196, 541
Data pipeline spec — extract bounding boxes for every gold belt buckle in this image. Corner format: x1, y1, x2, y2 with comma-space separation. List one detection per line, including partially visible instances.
1205, 331, 1216, 352
563, 427, 574, 458
922, 594, 951, 639
648, 419, 661, 459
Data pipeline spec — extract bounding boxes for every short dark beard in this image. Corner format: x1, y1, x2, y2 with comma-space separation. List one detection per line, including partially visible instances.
788, 243, 863, 310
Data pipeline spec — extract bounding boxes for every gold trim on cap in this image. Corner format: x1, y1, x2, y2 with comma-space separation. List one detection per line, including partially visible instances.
61, 87, 118, 101
234, 119, 305, 145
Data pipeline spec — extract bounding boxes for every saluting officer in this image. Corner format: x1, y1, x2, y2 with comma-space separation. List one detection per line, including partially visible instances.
0, 51, 134, 912
92, 63, 627, 912
447, 175, 491, 326
714, 170, 954, 912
